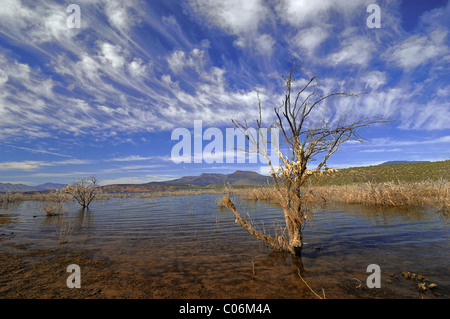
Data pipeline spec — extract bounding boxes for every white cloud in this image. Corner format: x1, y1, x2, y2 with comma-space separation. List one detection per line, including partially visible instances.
189, 0, 273, 54
190, 0, 269, 36
0, 161, 52, 171
162, 15, 177, 26
0, 55, 69, 134
360, 148, 402, 153
0, 0, 448, 147
437, 85, 450, 97
276, 0, 332, 27
108, 155, 171, 162
0, 0, 82, 56
0, 159, 92, 171
167, 50, 187, 73
54, 159, 92, 165
1, 144, 72, 158
254, 34, 276, 56
361, 71, 387, 90
366, 136, 450, 147
128, 58, 148, 77
291, 26, 330, 56
0, 54, 55, 100
99, 176, 151, 185
399, 102, 450, 131
258, 165, 281, 176
29, 172, 93, 178
275, 0, 368, 28
99, 174, 178, 185
327, 36, 375, 66
311, 71, 450, 132
100, 165, 165, 174
360, 86, 450, 131
0, 69, 8, 85
384, 30, 449, 70
167, 48, 207, 74
103, 0, 140, 33
99, 43, 126, 69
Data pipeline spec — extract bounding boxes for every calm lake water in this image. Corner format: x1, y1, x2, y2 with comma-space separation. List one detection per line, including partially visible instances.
1, 194, 449, 298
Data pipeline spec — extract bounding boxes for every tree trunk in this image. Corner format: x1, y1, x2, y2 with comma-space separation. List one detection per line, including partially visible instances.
289, 229, 303, 256
283, 208, 304, 256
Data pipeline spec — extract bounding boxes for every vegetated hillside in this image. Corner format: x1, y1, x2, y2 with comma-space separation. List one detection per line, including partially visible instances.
379, 160, 430, 165
307, 160, 450, 186
148, 170, 271, 187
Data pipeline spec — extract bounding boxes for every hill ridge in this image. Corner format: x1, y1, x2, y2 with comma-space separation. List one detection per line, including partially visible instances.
147, 170, 270, 187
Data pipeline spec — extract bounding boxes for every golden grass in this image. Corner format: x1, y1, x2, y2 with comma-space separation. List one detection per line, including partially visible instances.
240, 187, 278, 202
316, 179, 449, 212
239, 179, 449, 213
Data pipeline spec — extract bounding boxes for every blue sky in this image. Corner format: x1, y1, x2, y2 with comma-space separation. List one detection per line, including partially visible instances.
0, 0, 449, 186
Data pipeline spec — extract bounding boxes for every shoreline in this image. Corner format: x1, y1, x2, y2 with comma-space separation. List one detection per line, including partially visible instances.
1, 245, 400, 299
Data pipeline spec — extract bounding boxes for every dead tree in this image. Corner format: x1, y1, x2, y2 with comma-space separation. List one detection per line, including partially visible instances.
224, 60, 390, 256
63, 176, 99, 208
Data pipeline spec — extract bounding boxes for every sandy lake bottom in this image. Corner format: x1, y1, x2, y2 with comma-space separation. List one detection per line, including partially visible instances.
1, 194, 449, 299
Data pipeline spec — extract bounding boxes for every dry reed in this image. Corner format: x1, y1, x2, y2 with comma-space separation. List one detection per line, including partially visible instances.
239, 179, 449, 213
0, 191, 24, 209
57, 222, 75, 244
316, 179, 449, 212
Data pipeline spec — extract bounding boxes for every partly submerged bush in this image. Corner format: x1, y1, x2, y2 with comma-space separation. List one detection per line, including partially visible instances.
0, 190, 23, 209
41, 190, 69, 216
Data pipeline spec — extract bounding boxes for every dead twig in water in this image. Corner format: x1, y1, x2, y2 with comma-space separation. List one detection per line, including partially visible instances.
352, 277, 364, 289
298, 268, 326, 299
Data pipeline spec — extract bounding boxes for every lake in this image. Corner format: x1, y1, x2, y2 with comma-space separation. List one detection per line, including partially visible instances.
1, 193, 449, 298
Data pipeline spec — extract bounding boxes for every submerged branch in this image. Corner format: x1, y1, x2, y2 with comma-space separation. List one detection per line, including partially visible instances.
222, 196, 290, 252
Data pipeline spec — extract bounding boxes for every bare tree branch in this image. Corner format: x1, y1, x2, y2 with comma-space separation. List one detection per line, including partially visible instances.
225, 60, 391, 256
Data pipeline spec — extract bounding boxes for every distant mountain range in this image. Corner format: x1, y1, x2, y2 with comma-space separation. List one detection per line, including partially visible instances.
0, 170, 271, 193
0, 161, 436, 193
0, 183, 67, 193
98, 171, 271, 193
379, 160, 430, 165
148, 170, 271, 187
